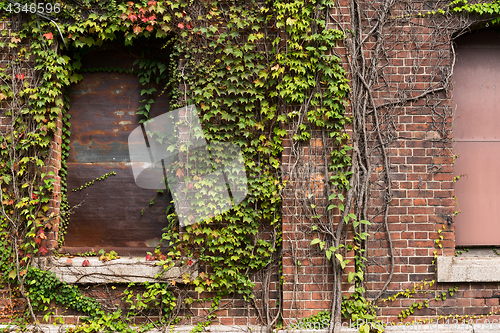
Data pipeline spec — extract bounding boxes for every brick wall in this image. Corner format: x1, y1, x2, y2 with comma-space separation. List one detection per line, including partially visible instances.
3, 1, 500, 328
281, 0, 500, 326
0, 16, 23, 323
44, 109, 63, 252
0, 16, 61, 253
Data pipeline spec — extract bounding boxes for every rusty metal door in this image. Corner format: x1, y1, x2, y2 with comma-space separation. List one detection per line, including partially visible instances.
453, 30, 500, 246
63, 44, 172, 255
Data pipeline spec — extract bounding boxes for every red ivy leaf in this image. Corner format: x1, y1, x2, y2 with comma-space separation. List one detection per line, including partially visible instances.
82, 259, 90, 267
36, 229, 46, 245
128, 14, 137, 22
39, 246, 48, 256
43, 32, 53, 40
146, 25, 153, 32
145, 253, 152, 261
66, 258, 73, 265
38, 229, 47, 239
178, 22, 184, 29
187, 259, 193, 266
176, 168, 185, 179
133, 25, 142, 35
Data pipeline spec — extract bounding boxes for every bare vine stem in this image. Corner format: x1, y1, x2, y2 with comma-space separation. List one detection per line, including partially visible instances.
339, 0, 480, 305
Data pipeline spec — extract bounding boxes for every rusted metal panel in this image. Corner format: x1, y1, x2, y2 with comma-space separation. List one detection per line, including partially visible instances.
67, 74, 141, 163
453, 30, 500, 246
64, 162, 171, 250
63, 47, 171, 254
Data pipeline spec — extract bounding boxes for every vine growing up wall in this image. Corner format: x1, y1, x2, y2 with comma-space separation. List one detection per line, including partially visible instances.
0, 0, 351, 331
301, 0, 500, 331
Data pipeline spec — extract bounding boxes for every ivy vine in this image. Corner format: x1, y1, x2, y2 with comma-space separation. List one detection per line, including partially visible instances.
5, 0, 497, 330
0, 0, 350, 330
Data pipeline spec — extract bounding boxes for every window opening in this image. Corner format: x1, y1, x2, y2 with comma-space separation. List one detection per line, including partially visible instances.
453, 29, 500, 246
62, 41, 173, 255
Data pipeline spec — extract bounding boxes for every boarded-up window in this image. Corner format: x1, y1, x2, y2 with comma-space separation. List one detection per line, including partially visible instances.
453, 30, 500, 246
62, 43, 172, 255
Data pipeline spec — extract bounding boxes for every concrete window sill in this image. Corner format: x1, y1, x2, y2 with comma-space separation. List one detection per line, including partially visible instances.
35, 257, 198, 284
437, 254, 500, 283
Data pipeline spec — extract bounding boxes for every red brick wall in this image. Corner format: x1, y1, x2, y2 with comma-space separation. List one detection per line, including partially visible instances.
0, 16, 29, 323
3, 1, 500, 328
44, 110, 63, 252
281, 0, 500, 326
0, 16, 61, 253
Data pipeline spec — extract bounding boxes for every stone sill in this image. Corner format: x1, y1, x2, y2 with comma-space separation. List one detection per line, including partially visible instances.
436, 255, 500, 282
35, 257, 198, 284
